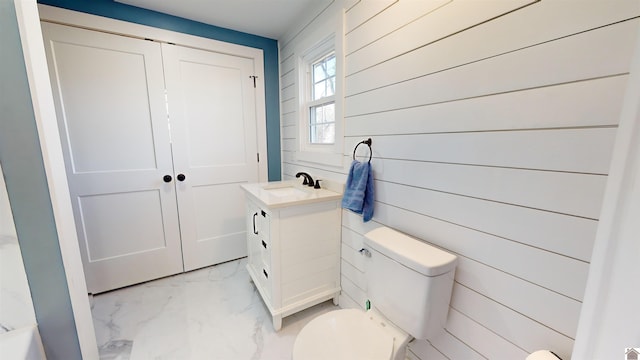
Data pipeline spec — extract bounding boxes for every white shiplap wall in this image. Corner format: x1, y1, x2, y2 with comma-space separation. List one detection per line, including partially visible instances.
278, 1, 640, 358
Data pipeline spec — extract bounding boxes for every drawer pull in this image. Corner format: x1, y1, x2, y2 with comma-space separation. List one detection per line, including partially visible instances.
261, 240, 267, 249
252, 212, 258, 235
263, 269, 269, 279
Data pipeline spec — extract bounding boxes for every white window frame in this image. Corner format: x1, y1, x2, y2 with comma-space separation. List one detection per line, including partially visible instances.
297, 30, 344, 167
307, 51, 336, 145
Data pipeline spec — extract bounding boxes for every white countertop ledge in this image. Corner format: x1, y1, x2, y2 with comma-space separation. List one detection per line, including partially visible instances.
241, 180, 342, 208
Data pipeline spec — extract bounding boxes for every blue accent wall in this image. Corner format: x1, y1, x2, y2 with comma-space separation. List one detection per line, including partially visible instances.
0, 0, 81, 358
38, 0, 282, 180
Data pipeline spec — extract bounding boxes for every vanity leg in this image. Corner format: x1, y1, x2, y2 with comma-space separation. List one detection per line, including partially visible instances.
333, 295, 339, 306
272, 315, 282, 331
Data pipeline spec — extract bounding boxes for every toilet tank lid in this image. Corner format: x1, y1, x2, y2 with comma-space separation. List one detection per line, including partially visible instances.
364, 227, 457, 276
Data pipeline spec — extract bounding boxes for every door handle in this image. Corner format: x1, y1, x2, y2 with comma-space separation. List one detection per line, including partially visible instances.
177, 174, 186, 182
252, 212, 258, 234
163, 175, 172, 183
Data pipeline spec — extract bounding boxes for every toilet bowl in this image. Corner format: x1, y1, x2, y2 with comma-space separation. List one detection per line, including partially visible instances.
292, 226, 457, 360
293, 308, 410, 360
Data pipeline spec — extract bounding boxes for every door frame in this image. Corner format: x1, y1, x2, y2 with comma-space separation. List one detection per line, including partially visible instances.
572, 23, 640, 358
37, 4, 269, 183
14, 1, 99, 358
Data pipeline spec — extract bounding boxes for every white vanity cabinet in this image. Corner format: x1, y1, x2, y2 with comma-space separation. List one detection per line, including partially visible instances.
241, 182, 342, 330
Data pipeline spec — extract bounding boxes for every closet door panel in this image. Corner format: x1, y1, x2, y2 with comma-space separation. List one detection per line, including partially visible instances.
163, 44, 260, 271
42, 23, 183, 293
179, 60, 247, 168
50, 41, 158, 173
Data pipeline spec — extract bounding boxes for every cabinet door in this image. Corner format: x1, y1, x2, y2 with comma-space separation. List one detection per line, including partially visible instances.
246, 201, 262, 274
42, 23, 183, 293
163, 44, 260, 271
245, 200, 271, 298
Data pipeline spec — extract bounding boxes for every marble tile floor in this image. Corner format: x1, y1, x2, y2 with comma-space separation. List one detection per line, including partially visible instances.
0, 234, 37, 334
91, 258, 338, 360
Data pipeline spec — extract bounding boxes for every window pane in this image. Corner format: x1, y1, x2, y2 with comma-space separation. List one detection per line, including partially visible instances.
310, 124, 317, 143
325, 78, 335, 97
322, 103, 335, 124
313, 53, 335, 81
314, 62, 327, 82
314, 82, 326, 99
310, 105, 322, 125
309, 102, 335, 144
310, 124, 335, 144
313, 78, 335, 100
310, 123, 335, 144
326, 55, 336, 77
310, 103, 334, 125
311, 52, 336, 101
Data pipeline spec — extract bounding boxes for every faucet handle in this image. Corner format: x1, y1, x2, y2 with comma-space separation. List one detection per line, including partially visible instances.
314, 180, 322, 189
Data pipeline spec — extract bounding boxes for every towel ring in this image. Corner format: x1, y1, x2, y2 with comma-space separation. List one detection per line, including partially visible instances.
353, 138, 372, 163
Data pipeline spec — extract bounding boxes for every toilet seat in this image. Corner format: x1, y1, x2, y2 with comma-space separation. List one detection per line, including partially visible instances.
293, 309, 395, 360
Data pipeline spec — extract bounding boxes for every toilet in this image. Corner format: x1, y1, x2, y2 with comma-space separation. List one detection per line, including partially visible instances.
293, 226, 457, 360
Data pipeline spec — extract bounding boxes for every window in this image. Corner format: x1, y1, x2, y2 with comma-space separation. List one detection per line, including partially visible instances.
297, 26, 343, 167
308, 52, 336, 144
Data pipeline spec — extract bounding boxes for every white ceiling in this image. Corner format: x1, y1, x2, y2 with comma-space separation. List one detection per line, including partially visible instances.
115, 0, 326, 40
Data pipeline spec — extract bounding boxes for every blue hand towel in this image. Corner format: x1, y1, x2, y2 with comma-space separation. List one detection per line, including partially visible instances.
341, 160, 374, 222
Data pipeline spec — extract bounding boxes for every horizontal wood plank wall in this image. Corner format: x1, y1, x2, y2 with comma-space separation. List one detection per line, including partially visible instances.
278, 0, 640, 358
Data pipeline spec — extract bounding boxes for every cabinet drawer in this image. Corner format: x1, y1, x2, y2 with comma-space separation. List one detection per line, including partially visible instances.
260, 238, 271, 268
248, 261, 272, 302
258, 266, 272, 299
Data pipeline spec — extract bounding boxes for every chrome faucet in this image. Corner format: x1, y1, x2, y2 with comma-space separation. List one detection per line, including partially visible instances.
295, 172, 315, 187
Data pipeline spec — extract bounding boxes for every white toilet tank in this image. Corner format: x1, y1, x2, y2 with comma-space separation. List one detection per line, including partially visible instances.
363, 227, 457, 340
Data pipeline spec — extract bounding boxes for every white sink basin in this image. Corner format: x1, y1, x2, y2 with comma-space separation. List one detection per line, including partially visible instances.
262, 185, 309, 198
241, 181, 342, 208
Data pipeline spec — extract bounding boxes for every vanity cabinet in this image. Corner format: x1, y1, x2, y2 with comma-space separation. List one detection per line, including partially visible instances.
241, 183, 341, 330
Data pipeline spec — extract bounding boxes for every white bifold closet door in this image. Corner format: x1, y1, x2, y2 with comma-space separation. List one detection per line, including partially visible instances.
162, 44, 258, 272
41, 22, 260, 293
